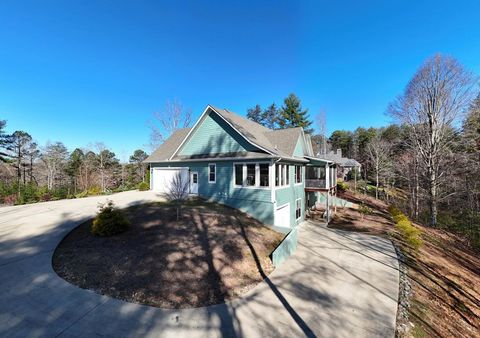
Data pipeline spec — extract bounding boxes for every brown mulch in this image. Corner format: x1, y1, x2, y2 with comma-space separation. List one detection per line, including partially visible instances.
52, 200, 284, 309
328, 191, 480, 338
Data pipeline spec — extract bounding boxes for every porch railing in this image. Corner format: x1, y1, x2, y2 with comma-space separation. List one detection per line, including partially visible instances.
305, 179, 327, 189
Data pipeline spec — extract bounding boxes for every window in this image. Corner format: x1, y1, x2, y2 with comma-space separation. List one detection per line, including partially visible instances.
295, 165, 303, 184
234, 162, 269, 188
296, 199, 302, 220
246, 164, 256, 186
209, 164, 216, 183
192, 173, 198, 183
285, 164, 290, 185
280, 165, 284, 186
234, 164, 243, 186
259, 164, 269, 186
275, 164, 280, 186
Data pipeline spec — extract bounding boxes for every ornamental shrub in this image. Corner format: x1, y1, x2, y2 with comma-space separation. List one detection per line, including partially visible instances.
138, 181, 149, 191
389, 205, 422, 251
91, 200, 130, 237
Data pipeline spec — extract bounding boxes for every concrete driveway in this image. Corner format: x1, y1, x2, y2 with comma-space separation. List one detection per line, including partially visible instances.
0, 191, 399, 337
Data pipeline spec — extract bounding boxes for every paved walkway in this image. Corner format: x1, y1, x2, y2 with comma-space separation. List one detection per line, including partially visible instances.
0, 191, 399, 337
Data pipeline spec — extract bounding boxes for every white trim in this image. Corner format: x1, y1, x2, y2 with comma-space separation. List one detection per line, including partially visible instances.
295, 198, 302, 221
208, 163, 216, 183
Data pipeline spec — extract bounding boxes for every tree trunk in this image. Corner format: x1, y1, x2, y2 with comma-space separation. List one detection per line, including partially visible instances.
428, 165, 438, 227
375, 163, 379, 200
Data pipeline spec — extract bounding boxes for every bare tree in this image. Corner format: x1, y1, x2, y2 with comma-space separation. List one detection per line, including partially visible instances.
366, 134, 393, 199
315, 110, 327, 155
148, 99, 192, 150
389, 54, 478, 226
164, 172, 190, 221
42, 142, 68, 190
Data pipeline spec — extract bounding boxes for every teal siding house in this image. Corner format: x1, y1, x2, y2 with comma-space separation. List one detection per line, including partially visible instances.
145, 105, 337, 230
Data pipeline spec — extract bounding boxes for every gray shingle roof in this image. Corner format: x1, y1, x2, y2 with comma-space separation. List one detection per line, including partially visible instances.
145, 105, 314, 163
144, 128, 191, 162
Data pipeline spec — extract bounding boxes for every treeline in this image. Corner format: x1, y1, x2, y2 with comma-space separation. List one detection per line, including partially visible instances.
247, 55, 480, 249
0, 123, 149, 205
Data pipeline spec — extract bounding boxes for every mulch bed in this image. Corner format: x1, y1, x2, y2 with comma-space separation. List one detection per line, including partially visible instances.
52, 200, 284, 309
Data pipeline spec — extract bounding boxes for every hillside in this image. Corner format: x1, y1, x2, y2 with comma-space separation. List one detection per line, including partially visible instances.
329, 191, 480, 338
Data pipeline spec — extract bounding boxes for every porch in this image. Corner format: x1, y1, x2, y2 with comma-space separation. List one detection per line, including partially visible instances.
304, 158, 337, 222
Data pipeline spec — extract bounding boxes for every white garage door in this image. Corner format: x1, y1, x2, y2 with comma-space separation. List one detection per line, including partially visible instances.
275, 203, 291, 229
151, 168, 189, 194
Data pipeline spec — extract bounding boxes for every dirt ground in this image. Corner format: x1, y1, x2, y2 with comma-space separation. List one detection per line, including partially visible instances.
330, 190, 480, 338
52, 200, 284, 309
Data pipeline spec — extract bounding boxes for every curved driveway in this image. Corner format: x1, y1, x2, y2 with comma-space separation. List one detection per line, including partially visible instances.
0, 191, 399, 337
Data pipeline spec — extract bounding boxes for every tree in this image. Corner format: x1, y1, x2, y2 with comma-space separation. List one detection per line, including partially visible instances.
42, 142, 68, 190
9, 131, 32, 191
149, 99, 192, 150
278, 93, 313, 133
26, 141, 40, 184
0, 120, 12, 163
95, 143, 119, 192
66, 148, 85, 194
329, 130, 354, 158
262, 103, 279, 129
164, 172, 190, 221
246, 104, 263, 124
389, 54, 477, 226
129, 149, 148, 183
366, 133, 393, 199
315, 110, 328, 155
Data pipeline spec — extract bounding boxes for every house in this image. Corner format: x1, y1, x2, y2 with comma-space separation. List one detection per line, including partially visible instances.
145, 105, 337, 231
320, 149, 361, 180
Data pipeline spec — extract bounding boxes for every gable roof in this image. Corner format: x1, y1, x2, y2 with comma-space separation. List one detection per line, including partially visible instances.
146, 105, 316, 163
144, 128, 191, 162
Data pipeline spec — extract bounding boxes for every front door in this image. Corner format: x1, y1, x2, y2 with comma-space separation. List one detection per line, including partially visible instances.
190, 171, 198, 194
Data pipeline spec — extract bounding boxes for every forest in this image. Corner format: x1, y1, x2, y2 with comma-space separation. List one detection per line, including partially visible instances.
248, 55, 480, 250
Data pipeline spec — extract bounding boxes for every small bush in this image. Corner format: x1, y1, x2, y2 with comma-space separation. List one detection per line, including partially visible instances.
358, 203, 374, 215
138, 181, 149, 191
91, 200, 130, 236
87, 186, 102, 196
337, 181, 348, 192
75, 190, 88, 198
389, 205, 422, 251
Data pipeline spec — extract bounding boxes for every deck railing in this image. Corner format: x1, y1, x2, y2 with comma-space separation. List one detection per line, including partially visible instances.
305, 178, 327, 189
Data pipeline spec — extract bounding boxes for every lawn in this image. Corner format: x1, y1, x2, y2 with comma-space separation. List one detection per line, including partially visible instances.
52, 199, 284, 309
330, 190, 480, 338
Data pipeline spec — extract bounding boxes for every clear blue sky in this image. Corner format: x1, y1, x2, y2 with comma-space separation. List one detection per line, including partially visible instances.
1, 1, 479, 159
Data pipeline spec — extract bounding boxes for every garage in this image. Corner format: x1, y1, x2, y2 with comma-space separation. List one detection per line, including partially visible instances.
151, 167, 189, 194
274, 203, 291, 229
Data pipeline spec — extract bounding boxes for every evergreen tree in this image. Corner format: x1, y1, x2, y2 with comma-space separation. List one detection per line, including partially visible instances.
278, 93, 313, 133
10, 131, 33, 189
129, 149, 149, 182
0, 120, 12, 162
246, 104, 263, 124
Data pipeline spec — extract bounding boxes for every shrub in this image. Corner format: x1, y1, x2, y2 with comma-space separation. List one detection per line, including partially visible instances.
138, 181, 149, 191
389, 205, 422, 251
91, 200, 130, 236
75, 190, 88, 198
337, 181, 348, 192
87, 186, 102, 196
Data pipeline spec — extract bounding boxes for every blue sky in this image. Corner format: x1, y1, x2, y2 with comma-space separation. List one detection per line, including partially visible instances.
1, 1, 479, 159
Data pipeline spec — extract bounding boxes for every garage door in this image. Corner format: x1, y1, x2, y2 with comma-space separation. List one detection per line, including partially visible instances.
151, 168, 189, 194
275, 203, 290, 229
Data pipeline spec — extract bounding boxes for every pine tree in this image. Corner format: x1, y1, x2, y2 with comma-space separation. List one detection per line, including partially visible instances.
246, 104, 263, 124
0, 120, 12, 162
278, 93, 313, 133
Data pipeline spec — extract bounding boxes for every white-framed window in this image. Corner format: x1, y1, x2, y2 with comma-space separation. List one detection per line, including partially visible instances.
259, 163, 269, 187
233, 162, 270, 188
208, 163, 216, 183
275, 164, 290, 187
295, 165, 303, 184
295, 198, 302, 220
